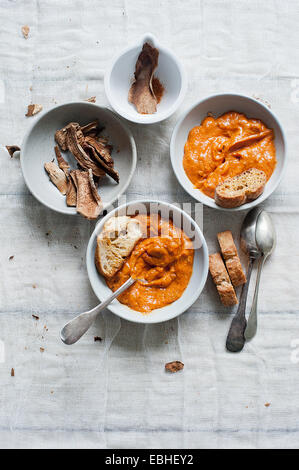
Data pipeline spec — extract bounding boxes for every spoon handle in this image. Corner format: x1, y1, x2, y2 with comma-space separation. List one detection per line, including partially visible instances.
244, 255, 266, 341
226, 257, 254, 352
60, 277, 136, 345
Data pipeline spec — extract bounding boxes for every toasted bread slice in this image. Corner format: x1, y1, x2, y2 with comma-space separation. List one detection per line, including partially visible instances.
95, 216, 143, 278
209, 253, 238, 306
217, 231, 246, 287
215, 168, 267, 208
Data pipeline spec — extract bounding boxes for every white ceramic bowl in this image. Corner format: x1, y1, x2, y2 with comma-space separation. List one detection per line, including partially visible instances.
104, 33, 187, 124
86, 200, 209, 324
21, 102, 137, 215
170, 93, 287, 211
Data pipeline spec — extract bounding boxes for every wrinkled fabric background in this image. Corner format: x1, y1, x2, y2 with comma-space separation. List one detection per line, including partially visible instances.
0, 0, 298, 449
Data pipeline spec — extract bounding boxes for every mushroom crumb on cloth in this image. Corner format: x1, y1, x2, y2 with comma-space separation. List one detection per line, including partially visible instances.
165, 361, 184, 373
6, 145, 20, 157
21, 25, 30, 39
44, 119, 118, 219
26, 104, 43, 116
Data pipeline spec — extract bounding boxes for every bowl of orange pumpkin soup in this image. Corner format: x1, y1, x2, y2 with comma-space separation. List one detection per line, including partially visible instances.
86, 200, 209, 324
170, 93, 287, 210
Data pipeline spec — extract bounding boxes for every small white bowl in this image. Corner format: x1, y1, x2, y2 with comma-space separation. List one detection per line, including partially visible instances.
86, 200, 209, 324
104, 33, 187, 124
21, 102, 137, 216
170, 93, 287, 211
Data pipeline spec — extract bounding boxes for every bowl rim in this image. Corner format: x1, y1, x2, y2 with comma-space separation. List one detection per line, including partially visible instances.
104, 33, 188, 124
20, 101, 137, 216
170, 92, 288, 211
86, 198, 209, 324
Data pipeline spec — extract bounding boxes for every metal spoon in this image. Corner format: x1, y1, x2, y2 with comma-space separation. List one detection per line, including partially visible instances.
244, 211, 276, 340
226, 208, 262, 352
61, 277, 137, 345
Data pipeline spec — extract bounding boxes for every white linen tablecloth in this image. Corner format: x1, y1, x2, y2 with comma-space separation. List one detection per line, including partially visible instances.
0, 0, 298, 449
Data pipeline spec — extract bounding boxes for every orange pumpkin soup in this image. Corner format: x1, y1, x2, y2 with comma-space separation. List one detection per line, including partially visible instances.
183, 111, 276, 198
106, 214, 194, 313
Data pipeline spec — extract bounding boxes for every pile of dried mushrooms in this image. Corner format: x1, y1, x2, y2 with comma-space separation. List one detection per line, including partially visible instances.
44, 120, 119, 219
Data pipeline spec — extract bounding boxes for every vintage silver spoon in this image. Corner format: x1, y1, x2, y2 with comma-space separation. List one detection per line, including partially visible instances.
226, 207, 262, 352
61, 277, 138, 345
244, 211, 276, 340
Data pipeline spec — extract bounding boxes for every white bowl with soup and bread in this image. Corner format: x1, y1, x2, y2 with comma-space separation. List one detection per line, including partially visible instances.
170, 93, 287, 211
86, 200, 209, 324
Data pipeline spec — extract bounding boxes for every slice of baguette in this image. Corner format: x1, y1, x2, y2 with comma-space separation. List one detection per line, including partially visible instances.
95, 216, 143, 278
217, 231, 246, 287
214, 168, 267, 208
209, 253, 238, 306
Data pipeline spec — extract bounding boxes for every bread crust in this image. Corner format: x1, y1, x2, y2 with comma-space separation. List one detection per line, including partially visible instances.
214, 168, 267, 208
95, 241, 106, 277
209, 253, 238, 306
217, 231, 246, 287
215, 190, 246, 208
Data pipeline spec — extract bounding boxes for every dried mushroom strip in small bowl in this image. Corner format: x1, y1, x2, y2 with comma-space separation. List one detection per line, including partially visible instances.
21, 102, 137, 217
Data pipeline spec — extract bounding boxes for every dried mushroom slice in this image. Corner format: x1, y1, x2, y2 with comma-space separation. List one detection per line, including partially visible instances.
44, 161, 68, 195
55, 122, 81, 151
81, 120, 102, 136
84, 135, 114, 167
71, 170, 102, 219
86, 143, 119, 183
54, 145, 69, 176
66, 172, 77, 207
66, 124, 112, 179
75, 126, 86, 147
88, 169, 102, 208
97, 137, 109, 145
128, 42, 159, 114
69, 170, 78, 189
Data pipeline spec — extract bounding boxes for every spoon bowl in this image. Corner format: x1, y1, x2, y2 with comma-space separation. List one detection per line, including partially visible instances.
240, 207, 263, 255
244, 211, 276, 340
255, 211, 276, 256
